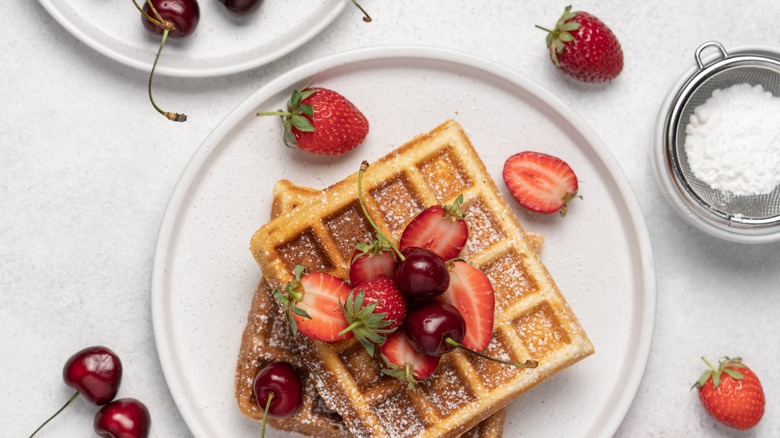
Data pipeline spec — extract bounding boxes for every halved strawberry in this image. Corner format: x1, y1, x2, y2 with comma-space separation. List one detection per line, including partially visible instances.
349, 239, 397, 285
433, 261, 495, 351
380, 330, 440, 389
273, 265, 353, 342
339, 276, 407, 356
399, 195, 468, 260
503, 151, 578, 216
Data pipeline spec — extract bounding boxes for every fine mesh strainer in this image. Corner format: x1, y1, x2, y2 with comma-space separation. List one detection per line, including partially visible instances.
662, 41, 780, 234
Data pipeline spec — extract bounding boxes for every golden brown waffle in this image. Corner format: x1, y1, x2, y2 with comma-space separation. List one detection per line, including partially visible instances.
250, 120, 594, 437
235, 180, 348, 437
236, 179, 513, 437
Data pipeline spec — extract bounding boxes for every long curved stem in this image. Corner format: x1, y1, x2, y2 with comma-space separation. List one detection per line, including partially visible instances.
445, 338, 539, 368
260, 392, 274, 438
130, 0, 168, 30
350, 0, 372, 22
29, 391, 79, 437
357, 161, 403, 260
148, 29, 187, 122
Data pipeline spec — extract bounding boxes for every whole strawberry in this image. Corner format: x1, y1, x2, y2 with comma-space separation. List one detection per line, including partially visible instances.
258, 85, 369, 155
536, 5, 623, 83
695, 357, 765, 430
339, 276, 407, 356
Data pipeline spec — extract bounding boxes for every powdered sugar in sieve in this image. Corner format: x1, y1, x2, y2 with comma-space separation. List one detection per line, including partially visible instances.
684, 83, 780, 196
666, 41, 780, 228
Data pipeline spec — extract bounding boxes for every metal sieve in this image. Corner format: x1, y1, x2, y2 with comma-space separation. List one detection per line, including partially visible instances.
662, 41, 780, 233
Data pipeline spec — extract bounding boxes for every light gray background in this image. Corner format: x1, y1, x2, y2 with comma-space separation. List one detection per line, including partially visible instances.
3, 1, 779, 436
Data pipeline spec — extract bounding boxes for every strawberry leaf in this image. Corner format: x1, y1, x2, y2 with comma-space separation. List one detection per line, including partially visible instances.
339, 289, 396, 356
558, 32, 574, 43
300, 104, 314, 117
291, 306, 311, 319
444, 194, 466, 220
283, 125, 297, 147
696, 370, 713, 388
561, 22, 580, 32
273, 265, 309, 335
298, 89, 317, 101
291, 115, 315, 132
290, 89, 303, 109
380, 357, 419, 390
723, 368, 744, 380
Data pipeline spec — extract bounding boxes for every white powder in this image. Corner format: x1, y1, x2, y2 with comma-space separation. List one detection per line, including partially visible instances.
684, 83, 780, 196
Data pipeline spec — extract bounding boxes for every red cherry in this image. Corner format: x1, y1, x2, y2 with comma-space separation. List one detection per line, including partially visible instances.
253, 362, 303, 419
394, 247, 450, 298
94, 398, 151, 438
218, 0, 262, 15
134, 0, 195, 121
404, 302, 540, 370
141, 0, 200, 38
30, 346, 124, 437
63, 346, 123, 405
403, 302, 465, 356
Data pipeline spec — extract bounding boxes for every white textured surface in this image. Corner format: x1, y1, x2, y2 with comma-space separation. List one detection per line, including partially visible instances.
2, 1, 779, 437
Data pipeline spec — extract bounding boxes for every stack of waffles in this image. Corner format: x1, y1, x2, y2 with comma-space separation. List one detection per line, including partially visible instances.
237, 120, 594, 437
235, 180, 507, 437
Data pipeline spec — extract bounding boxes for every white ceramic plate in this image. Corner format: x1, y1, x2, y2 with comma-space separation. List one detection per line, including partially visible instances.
151, 46, 656, 437
38, 0, 345, 77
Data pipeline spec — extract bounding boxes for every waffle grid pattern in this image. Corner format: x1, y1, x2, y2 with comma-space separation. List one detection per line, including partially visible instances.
236, 179, 506, 437
250, 121, 593, 438
235, 182, 348, 437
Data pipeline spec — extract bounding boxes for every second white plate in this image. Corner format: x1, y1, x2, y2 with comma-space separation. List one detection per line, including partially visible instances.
38, 0, 345, 77
152, 46, 656, 437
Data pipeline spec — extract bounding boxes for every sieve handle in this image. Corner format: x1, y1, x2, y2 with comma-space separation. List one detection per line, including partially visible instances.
694, 41, 729, 70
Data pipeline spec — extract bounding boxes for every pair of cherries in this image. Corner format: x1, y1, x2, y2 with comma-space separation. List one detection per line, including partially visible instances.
30, 346, 150, 438
386, 246, 467, 357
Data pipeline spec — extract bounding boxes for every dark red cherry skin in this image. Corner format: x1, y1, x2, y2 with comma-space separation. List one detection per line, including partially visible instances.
394, 247, 450, 298
253, 362, 303, 418
218, 0, 263, 15
404, 302, 466, 356
142, 0, 200, 38
94, 398, 151, 438
63, 346, 122, 405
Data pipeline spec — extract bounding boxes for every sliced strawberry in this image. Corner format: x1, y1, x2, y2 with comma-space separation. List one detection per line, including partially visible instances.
273, 266, 353, 342
380, 330, 440, 389
339, 277, 407, 356
399, 195, 468, 260
349, 241, 397, 285
433, 261, 494, 351
503, 151, 578, 216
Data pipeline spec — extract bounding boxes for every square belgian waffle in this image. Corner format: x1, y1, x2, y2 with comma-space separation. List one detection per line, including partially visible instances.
235, 180, 508, 437
249, 120, 594, 437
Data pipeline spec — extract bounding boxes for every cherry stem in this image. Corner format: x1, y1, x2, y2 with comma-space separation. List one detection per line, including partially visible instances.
357, 161, 404, 260
445, 338, 539, 369
29, 391, 79, 438
260, 392, 274, 438
148, 29, 187, 122
350, 0, 372, 22
130, 0, 174, 31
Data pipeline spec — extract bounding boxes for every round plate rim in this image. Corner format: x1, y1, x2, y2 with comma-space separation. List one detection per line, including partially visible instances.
151, 45, 657, 436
